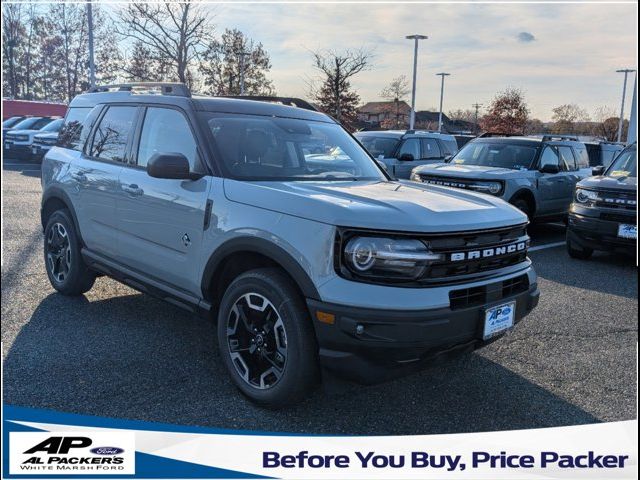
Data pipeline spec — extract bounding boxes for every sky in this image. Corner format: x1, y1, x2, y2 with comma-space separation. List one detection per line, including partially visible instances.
119, 2, 638, 121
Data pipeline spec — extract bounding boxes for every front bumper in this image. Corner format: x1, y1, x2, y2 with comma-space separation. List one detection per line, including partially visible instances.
307, 278, 539, 383
3, 141, 33, 158
568, 207, 637, 253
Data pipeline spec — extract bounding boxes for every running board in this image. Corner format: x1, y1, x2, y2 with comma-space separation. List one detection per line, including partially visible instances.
81, 248, 212, 319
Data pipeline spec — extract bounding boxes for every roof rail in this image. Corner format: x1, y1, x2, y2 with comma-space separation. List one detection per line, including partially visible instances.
541, 134, 579, 142
86, 82, 191, 98
224, 96, 318, 112
403, 129, 443, 137
478, 132, 524, 138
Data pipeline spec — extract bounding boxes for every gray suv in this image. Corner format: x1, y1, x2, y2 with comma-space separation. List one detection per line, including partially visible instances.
41, 83, 539, 407
354, 130, 458, 179
411, 135, 593, 221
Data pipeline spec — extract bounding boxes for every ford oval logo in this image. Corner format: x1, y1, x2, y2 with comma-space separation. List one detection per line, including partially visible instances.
91, 447, 125, 455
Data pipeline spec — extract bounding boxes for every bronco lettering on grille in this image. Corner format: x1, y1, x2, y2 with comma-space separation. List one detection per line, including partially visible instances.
450, 241, 528, 262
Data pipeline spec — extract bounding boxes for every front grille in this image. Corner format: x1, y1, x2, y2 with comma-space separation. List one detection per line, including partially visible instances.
594, 190, 637, 211
449, 274, 529, 310
424, 224, 529, 281
419, 175, 503, 196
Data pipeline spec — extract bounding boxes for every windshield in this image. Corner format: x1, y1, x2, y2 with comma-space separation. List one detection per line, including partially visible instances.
10, 117, 52, 131
606, 147, 637, 177
3, 117, 24, 128
201, 113, 386, 181
355, 135, 400, 158
40, 118, 63, 132
451, 142, 538, 169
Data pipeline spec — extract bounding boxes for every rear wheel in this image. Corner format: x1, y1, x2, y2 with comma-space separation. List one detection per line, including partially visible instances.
217, 268, 319, 408
44, 209, 96, 295
566, 233, 593, 260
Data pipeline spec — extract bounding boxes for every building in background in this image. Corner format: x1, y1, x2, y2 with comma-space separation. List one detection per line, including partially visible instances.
2, 100, 67, 121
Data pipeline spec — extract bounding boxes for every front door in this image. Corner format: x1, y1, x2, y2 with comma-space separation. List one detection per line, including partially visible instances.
536, 145, 569, 215
115, 106, 211, 294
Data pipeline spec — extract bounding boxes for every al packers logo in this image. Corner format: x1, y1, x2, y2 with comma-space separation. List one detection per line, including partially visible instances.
10, 432, 135, 475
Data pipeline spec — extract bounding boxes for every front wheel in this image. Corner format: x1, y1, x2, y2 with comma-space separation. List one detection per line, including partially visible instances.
217, 268, 319, 408
43, 209, 96, 295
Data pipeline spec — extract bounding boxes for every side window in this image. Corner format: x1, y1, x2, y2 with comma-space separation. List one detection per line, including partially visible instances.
421, 138, 442, 159
558, 146, 577, 171
89, 106, 137, 162
439, 139, 457, 156
397, 138, 420, 160
57, 107, 96, 151
539, 146, 560, 169
573, 146, 590, 169
137, 108, 198, 169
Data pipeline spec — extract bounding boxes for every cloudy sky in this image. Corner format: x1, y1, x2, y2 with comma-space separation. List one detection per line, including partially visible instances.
205, 2, 637, 121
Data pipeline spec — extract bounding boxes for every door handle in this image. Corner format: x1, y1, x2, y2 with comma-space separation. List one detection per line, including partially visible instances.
122, 184, 143, 196
71, 172, 87, 182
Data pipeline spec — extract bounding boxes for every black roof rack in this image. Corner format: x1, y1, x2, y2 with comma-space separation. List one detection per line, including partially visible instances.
541, 134, 579, 142
87, 82, 191, 98
224, 96, 318, 112
478, 132, 524, 138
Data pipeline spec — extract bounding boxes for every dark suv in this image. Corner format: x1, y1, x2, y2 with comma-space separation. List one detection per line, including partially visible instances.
567, 143, 637, 259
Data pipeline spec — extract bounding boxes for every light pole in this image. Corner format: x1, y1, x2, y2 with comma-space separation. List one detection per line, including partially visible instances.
472, 103, 483, 134
627, 72, 637, 144
616, 68, 636, 142
87, 0, 96, 89
436, 72, 450, 132
238, 51, 250, 95
406, 34, 428, 130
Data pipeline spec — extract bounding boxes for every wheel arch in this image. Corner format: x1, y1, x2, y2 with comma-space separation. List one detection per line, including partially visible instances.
201, 236, 321, 308
41, 189, 84, 245
508, 188, 537, 217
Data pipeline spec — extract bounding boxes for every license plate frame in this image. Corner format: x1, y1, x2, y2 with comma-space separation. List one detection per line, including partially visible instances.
618, 224, 637, 239
483, 301, 516, 340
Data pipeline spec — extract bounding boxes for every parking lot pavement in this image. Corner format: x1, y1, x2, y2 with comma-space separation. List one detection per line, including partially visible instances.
2, 162, 637, 435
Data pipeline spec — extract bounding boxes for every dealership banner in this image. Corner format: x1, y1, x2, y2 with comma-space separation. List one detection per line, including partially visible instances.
2, 406, 637, 479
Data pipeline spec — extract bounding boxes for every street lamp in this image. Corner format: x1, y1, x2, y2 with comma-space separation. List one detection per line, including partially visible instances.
238, 51, 250, 95
616, 68, 636, 142
406, 34, 428, 130
436, 72, 450, 132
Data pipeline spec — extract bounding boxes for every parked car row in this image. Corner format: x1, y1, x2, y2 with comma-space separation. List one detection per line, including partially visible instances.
2, 115, 63, 161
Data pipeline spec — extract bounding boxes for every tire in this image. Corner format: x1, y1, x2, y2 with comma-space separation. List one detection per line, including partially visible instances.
43, 209, 96, 295
217, 268, 319, 408
511, 198, 532, 221
566, 234, 593, 260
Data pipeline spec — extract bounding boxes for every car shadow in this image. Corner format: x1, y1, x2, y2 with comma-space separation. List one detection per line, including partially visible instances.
2, 161, 42, 178
3, 291, 600, 435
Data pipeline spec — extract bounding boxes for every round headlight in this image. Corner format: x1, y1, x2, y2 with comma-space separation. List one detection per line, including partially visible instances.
576, 188, 598, 203
487, 182, 502, 194
347, 238, 376, 271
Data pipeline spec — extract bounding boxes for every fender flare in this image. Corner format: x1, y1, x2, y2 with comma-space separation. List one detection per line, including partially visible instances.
41, 187, 84, 244
201, 236, 321, 301
508, 188, 537, 209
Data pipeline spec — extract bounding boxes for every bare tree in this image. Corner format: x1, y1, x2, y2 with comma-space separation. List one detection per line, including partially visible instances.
310, 48, 372, 127
117, 2, 211, 84
551, 104, 591, 134
592, 106, 623, 141
2, 3, 25, 98
380, 75, 410, 102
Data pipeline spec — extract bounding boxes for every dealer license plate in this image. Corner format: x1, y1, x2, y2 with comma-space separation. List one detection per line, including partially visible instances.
618, 224, 637, 239
32, 147, 38, 155
483, 302, 515, 340
5, 143, 10, 150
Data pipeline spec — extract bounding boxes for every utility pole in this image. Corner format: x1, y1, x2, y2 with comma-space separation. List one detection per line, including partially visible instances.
436, 72, 450, 132
87, 0, 96, 89
472, 103, 483, 134
238, 51, 250, 95
406, 34, 428, 130
616, 68, 636, 142
627, 72, 637, 144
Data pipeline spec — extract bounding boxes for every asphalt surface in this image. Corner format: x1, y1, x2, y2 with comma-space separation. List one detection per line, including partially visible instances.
2, 160, 637, 435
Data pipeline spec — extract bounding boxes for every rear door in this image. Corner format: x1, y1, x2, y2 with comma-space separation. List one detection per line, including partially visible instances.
115, 105, 212, 294
68, 105, 136, 258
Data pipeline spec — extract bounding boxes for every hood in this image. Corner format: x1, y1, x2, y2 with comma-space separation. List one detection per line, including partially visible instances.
414, 163, 528, 180
34, 132, 59, 140
578, 175, 637, 192
5, 129, 39, 136
224, 179, 527, 233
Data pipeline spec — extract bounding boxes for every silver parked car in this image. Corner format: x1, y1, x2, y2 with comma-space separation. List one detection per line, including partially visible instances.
411, 135, 593, 222
41, 83, 539, 407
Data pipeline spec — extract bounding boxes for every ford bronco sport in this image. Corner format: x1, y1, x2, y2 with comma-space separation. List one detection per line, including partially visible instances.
41, 83, 539, 407
567, 143, 637, 259
410, 134, 593, 222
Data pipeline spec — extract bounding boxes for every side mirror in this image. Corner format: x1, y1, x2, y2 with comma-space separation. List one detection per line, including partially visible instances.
539, 164, 560, 174
592, 165, 606, 176
375, 159, 388, 171
444, 154, 453, 162
398, 153, 414, 162
147, 153, 199, 180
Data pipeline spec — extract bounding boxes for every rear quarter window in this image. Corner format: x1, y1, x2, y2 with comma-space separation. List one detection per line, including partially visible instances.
573, 146, 590, 169
57, 106, 101, 151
